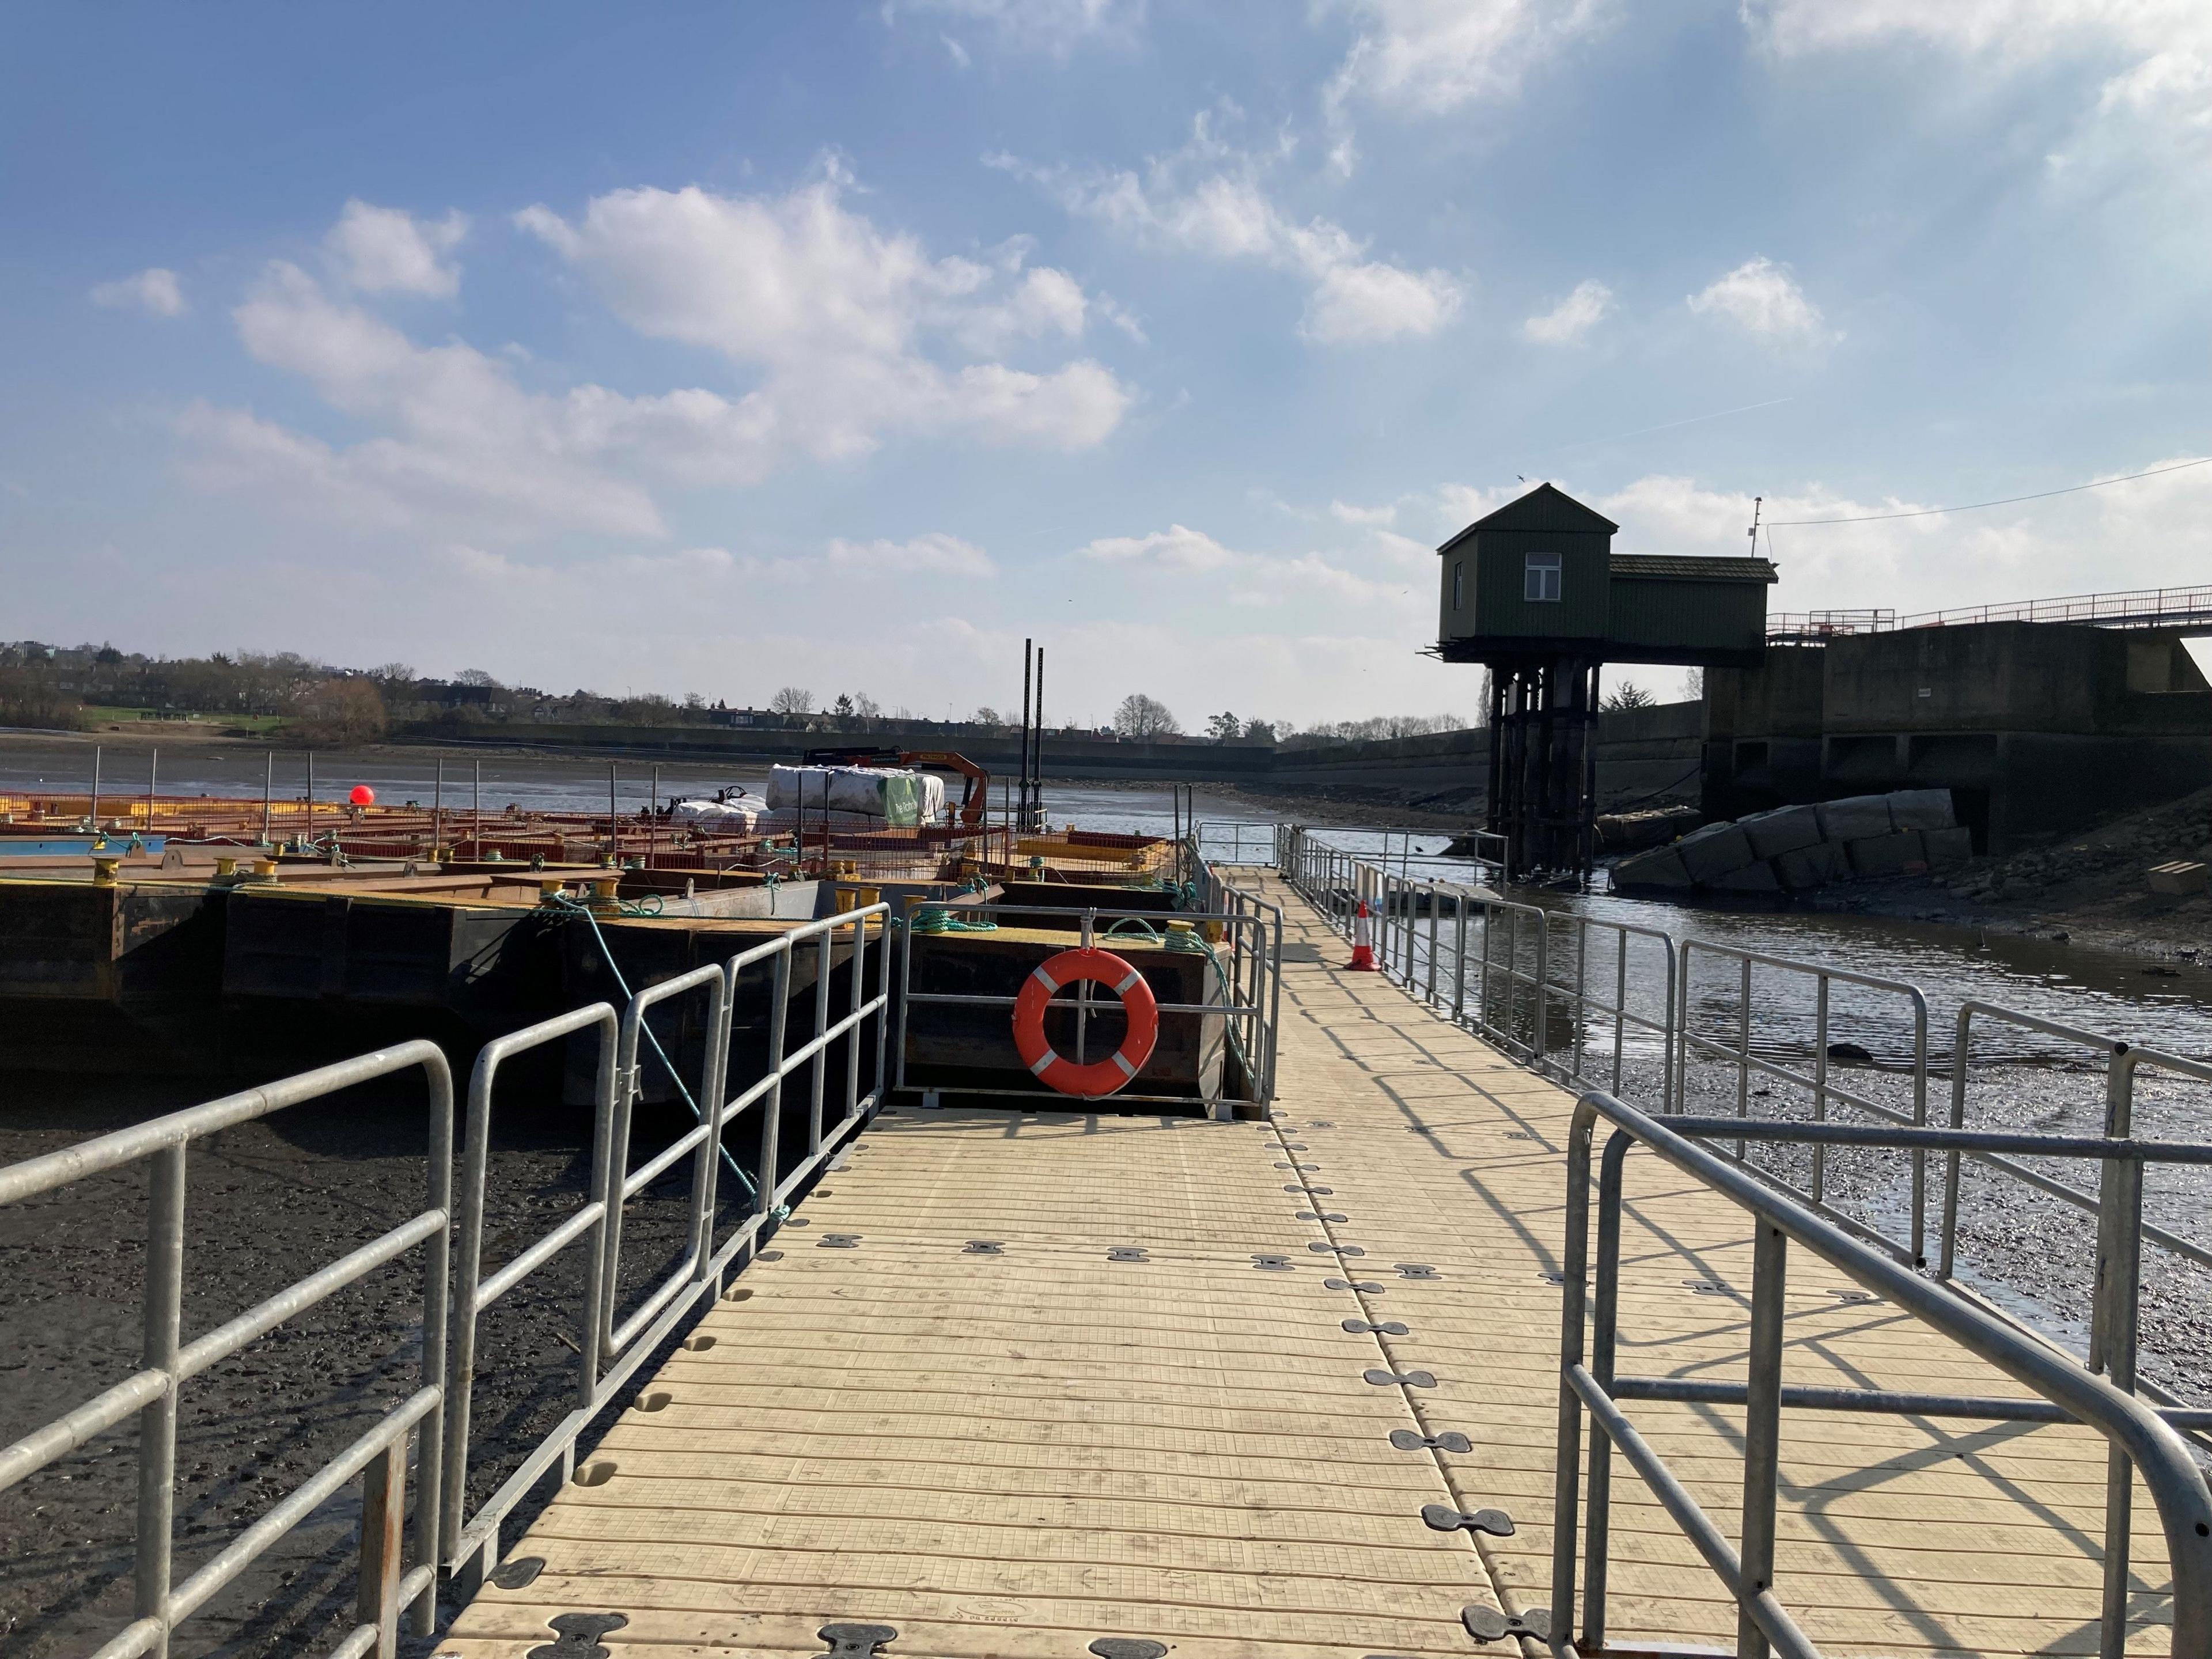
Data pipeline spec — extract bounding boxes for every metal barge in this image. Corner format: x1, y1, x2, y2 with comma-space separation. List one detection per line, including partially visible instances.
3, 823, 2211, 1658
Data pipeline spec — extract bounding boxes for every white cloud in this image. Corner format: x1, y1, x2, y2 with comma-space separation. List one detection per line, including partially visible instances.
825, 532, 995, 576
891, 0, 1143, 56
1078, 521, 1416, 609
1326, 0, 1614, 118
324, 200, 469, 297
1520, 278, 1613, 344
516, 176, 1130, 460
1330, 499, 1397, 527
90, 267, 186, 317
1687, 256, 1831, 344
1744, 1, 2212, 179
994, 113, 1462, 344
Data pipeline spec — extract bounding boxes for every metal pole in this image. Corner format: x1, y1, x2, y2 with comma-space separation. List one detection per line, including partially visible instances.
433, 759, 442, 858
608, 762, 618, 862
137, 1142, 187, 1657
471, 760, 481, 859
261, 751, 272, 848
305, 750, 314, 849
1033, 647, 1046, 833
1585, 1130, 1631, 1650
1812, 979, 1831, 1206
650, 764, 660, 869
2098, 1050, 2143, 1659
1736, 957, 1752, 1161
146, 747, 157, 837
1739, 1218, 1788, 1659
90, 743, 101, 830
1020, 639, 1033, 834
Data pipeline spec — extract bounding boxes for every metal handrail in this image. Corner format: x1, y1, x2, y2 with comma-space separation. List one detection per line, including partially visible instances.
1677, 937, 1933, 1264
435, 899, 891, 1594
1555, 1088, 2212, 1659
0, 1043, 455, 1659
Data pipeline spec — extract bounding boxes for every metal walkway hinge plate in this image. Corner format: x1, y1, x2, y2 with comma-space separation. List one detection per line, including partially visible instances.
1251, 1252, 1295, 1271
1309, 1241, 1366, 1256
1281, 1142, 1309, 1150
1325, 1277, 1384, 1292
1089, 1641, 1168, 1659
1504, 1131, 1534, 1141
1684, 1278, 1732, 1295
1108, 1247, 1149, 1262
1365, 1368, 1436, 1388
1539, 1270, 1582, 1285
785, 1217, 812, 1226
1308, 1119, 1335, 1127
1395, 1263, 1441, 1280
815, 1623, 899, 1658
1423, 1503, 1514, 1537
1274, 1161, 1319, 1171
1344, 1318, 1408, 1336
963, 1240, 1004, 1255
819, 1234, 861, 1248
1832, 1289, 1880, 1304
1391, 1428, 1472, 1453
527, 1612, 628, 1659
757, 1249, 785, 1262
1308, 1184, 1334, 1195
1296, 1211, 1349, 1222
1464, 1605, 1551, 1643
489, 1555, 545, 1589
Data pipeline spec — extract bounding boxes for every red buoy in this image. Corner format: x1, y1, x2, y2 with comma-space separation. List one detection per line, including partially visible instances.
349, 785, 376, 805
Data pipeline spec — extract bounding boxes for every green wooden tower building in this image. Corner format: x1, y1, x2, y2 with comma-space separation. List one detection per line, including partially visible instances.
1433, 483, 1776, 879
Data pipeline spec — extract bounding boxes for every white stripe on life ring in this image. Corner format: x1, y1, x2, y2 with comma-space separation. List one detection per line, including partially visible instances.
1029, 1051, 1057, 1077
1113, 968, 1141, 995
1029, 965, 1060, 994
1111, 1051, 1137, 1079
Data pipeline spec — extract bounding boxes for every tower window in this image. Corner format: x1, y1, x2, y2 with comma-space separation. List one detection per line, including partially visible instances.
1525, 551, 1562, 603
1452, 560, 1464, 609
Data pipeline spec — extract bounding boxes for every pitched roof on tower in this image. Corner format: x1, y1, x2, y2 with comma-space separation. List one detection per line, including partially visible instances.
1435, 482, 1618, 554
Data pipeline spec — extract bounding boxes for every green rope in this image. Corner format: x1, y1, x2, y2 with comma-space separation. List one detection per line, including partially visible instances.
545, 893, 756, 1200
908, 904, 998, 935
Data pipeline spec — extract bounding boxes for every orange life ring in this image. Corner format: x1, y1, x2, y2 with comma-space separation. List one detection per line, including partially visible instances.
1012, 946, 1160, 1099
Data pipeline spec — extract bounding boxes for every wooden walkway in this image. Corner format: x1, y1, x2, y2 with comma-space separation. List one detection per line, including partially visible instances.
444, 871, 2173, 1657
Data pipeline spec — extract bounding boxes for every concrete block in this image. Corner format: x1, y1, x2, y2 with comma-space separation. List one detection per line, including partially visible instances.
1738, 804, 1823, 860
1675, 821, 1755, 884
1888, 789, 1957, 832
2148, 860, 2209, 896
1611, 847, 1693, 889
1709, 860, 1782, 892
1846, 830, 1927, 879
1923, 826, 1974, 869
1817, 794, 1895, 843
1774, 841, 1847, 890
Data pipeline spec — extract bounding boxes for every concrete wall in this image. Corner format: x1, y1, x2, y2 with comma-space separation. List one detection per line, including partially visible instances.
1706, 623, 2212, 851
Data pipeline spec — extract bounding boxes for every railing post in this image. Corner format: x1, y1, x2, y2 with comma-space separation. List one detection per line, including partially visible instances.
1739, 1217, 1788, 1659
1942, 1007, 1972, 1282
1735, 956, 1752, 1160
1611, 924, 1627, 1095
1532, 910, 1549, 1068
2097, 1047, 2142, 1659
760, 947, 791, 1210
1426, 883, 1440, 1005
1552, 1108, 1595, 1651
1585, 1130, 1631, 1652
1452, 889, 1468, 1024
1910, 994, 1930, 1268
358, 1437, 406, 1658
1812, 977, 1830, 1206
137, 1141, 187, 1659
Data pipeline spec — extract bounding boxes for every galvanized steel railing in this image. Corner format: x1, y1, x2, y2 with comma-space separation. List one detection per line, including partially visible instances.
0, 1043, 456, 1659
0, 900, 892, 1655
1556, 1089, 2212, 1659
442, 902, 889, 1594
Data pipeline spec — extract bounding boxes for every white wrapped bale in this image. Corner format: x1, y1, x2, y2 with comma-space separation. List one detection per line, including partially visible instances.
1846, 830, 1927, 878
1774, 842, 1846, 889
1888, 789, 1957, 832
1709, 861, 1782, 892
671, 799, 759, 832
1738, 804, 1823, 860
766, 765, 936, 827
1612, 846, 1694, 889
1675, 821, 1755, 884
1816, 795, 1894, 842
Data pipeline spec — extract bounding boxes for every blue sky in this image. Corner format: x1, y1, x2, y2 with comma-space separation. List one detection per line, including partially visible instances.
3, 1, 2207, 726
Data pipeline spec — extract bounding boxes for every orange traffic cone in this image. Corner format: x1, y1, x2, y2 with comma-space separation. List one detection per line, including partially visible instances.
1347, 899, 1380, 971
